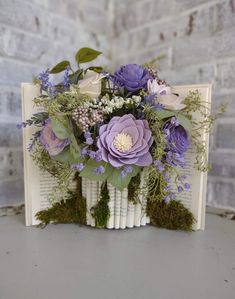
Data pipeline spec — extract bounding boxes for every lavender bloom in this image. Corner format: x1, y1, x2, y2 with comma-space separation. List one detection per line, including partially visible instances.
97, 114, 153, 168
38, 69, 52, 91
95, 166, 105, 175
95, 150, 103, 162
16, 122, 26, 129
71, 163, 85, 171
121, 165, 133, 178
184, 182, 191, 190
80, 146, 88, 157
88, 150, 96, 159
154, 160, 165, 173
39, 119, 70, 156
111, 64, 152, 92
62, 66, 70, 88
177, 185, 184, 193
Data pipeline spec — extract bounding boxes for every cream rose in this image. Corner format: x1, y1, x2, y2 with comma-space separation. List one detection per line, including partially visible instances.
147, 79, 185, 110
78, 70, 105, 98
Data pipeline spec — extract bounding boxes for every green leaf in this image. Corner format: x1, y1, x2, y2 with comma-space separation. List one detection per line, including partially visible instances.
69, 134, 80, 160
50, 60, 70, 74
68, 69, 83, 84
107, 165, 141, 191
155, 109, 176, 120
75, 48, 102, 64
79, 159, 113, 182
51, 116, 71, 139
52, 147, 72, 163
177, 114, 192, 134
87, 66, 103, 73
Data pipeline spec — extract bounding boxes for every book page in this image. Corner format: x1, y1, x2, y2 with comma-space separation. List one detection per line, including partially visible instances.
172, 84, 212, 230
21, 83, 57, 226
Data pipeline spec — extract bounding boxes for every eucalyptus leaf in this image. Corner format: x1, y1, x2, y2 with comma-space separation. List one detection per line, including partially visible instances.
51, 116, 71, 139
79, 159, 113, 182
177, 114, 192, 134
155, 109, 176, 120
68, 69, 83, 84
50, 60, 70, 74
75, 48, 102, 64
107, 165, 141, 191
87, 66, 103, 73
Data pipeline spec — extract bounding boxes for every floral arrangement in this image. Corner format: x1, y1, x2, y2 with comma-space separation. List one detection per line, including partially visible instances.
21, 47, 222, 230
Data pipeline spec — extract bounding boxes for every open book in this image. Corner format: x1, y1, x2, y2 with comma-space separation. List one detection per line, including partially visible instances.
21, 83, 211, 229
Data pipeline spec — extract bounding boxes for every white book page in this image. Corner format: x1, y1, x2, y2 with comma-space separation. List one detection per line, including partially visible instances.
172, 84, 211, 230
21, 83, 57, 226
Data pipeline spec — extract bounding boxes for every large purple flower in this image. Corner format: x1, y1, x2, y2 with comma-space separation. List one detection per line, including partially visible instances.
97, 114, 153, 168
164, 117, 190, 155
39, 119, 70, 156
112, 64, 152, 92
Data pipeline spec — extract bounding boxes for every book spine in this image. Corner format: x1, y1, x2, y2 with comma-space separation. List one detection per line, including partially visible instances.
114, 188, 122, 229
120, 188, 128, 229
126, 202, 135, 228
140, 171, 147, 226
134, 203, 141, 227
106, 183, 115, 229
90, 180, 99, 227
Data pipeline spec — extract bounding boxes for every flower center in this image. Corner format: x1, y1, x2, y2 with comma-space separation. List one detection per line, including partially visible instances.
113, 133, 133, 152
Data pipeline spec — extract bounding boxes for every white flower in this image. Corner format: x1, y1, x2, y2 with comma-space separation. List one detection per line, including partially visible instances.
147, 79, 169, 95
78, 70, 105, 98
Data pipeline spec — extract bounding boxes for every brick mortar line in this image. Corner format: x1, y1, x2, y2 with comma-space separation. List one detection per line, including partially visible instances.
114, 0, 224, 37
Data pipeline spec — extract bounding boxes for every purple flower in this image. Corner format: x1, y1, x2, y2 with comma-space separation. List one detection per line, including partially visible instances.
62, 66, 70, 88
39, 119, 70, 156
39, 69, 52, 91
95, 150, 103, 162
177, 185, 184, 193
88, 150, 96, 159
80, 146, 88, 157
84, 131, 94, 145
164, 117, 190, 155
121, 165, 133, 178
154, 160, 165, 172
97, 114, 153, 168
95, 166, 105, 175
111, 64, 152, 92
184, 182, 191, 190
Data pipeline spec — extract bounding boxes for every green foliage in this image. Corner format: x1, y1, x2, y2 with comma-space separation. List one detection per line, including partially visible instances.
147, 200, 195, 231
51, 115, 71, 139
107, 165, 141, 191
23, 112, 48, 127
91, 182, 110, 228
79, 159, 113, 182
87, 66, 103, 73
75, 47, 102, 64
128, 173, 141, 203
50, 60, 70, 74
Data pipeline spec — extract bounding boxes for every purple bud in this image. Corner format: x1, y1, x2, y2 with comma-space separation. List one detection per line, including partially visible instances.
177, 186, 183, 193
88, 150, 96, 159
95, 166, 105, 175
86, 137, 93, 145
71, 163, 84, 171
184, 183, 191, 190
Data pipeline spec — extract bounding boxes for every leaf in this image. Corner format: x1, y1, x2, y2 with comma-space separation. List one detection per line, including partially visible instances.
68, 69, 83, 84
50, 60, 70, 74
69, 134, 80, 160
75, 48, 102, 64
87, 66, 103, 73
107, 165, 141, 191
177, 114, 192, 134
155, 109, 176, 120
52, 147, 72, 163
51, 115, 71, 139
79, 159, 113, 182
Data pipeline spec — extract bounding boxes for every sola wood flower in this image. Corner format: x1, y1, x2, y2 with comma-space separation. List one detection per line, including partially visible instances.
112, 64, 152, 92
39, 119, 70, 156
78, 70, 105, 98
97, 114, 153, 167
147, 79, 186, 110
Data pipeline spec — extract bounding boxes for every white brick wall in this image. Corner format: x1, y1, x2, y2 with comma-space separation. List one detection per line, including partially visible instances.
112, 0, 235, 210
0, 0, 235, 212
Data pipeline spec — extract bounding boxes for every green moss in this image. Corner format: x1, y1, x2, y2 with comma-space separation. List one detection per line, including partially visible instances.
91, 181, 110, 228
147, 200, 195, 231
128, 173, 141, 203
36, 176, 86, 227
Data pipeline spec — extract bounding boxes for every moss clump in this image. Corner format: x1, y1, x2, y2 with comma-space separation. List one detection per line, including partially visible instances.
36, 175, 86, 227
147, 200, 195, 231
128, 173, 141, 203
91, 181, 110, 228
